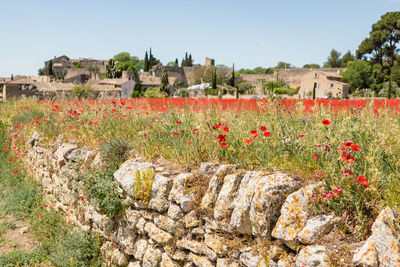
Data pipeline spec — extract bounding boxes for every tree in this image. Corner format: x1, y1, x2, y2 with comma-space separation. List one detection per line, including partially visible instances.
312, 82, 316, 99
341, 60, 373, 90
160, 69, 170, 96
357, 12, 400, 67
211, 67, 217, 89
175, 58, 179, 67
231, 63, 235, 87
341, 51, 355, 67
48, 60, 53, 76
390, 63, 400, 85
38, 68, 46, 76
324, 49, 342, 68
303, 64, 320, 69
104, 59, 121, 78
144, 51, 149, 72
113, 52, 143, 74
276, 62, 292, 69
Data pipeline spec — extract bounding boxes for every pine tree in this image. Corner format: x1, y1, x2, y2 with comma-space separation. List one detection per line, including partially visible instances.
144, 51, 149, 72
212, 67, 217, 89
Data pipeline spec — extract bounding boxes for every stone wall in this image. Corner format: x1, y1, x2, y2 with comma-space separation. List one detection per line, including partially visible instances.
22, 133, 400, 267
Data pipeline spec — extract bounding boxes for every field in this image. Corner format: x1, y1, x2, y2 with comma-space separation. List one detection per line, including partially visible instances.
1, 98, 400, 264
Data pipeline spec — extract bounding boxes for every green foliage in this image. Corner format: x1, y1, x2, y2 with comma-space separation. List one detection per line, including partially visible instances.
143, 87, 166, 98
303, 64, 321, 69
174, 88, 189, 97
273, 87, 300, 96
211, 67, 217, 89
324, 49, 342, 68
341, 60, 373, 90
38, 68, 46, 76
341, 51, 356, 67
131, 82, 143, 98
100, 138, 129, 171
48, 60, 53, 76
132, 169, 155, 205
74, 61, 83, 69
275, 62, 293, 69
104, 59, 121, 78
313, 83, 316, 99
73, 84, 92, 99
181, 52, 194, 67
237, 67, 274, 74
12, 108, 44, 124
144, 51, 150, 72
113, 52, 143, 73
391, 63, 400, 85
379, 80, 399, 98
160, 69, 170, 96
236, 81, 254, 94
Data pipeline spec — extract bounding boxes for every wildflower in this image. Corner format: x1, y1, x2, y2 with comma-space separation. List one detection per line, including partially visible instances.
334, 188, 343, 194
217, 134, 226, 143
313, 153, 319, 160
260, 126, 267, 132
189, 141, 193, 144
351, 143, 361, 151
176, 120, 182, 124
298, 134, 304, 137
67, 221, 72, 224
343, 168, 354, 176
223, 127, 230, 132
23, 211, 27, 215
13, 170, 18, 174
322, 119, 331, 126
250, 130, 258, 135
302, 118, 307, 123
173, 132, 180, 136
39, 214, 43, 218
192, 129, 199, 134
356, 176, 369, 187
342, 152, 355, 163
311, 194, 317, 201
343, 141, 353, 148
244, 139, 252, 145
263, 132, 271, 137
221, 142, 229, 148
324, 145, 330, 151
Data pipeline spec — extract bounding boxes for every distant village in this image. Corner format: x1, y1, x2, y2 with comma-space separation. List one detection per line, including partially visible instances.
0, 54, 349, 101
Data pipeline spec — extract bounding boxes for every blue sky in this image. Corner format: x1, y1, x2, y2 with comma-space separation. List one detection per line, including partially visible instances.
0, 0, 398, 76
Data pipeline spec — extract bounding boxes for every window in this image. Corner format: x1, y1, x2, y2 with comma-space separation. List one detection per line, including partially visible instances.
314, 73, 318, 78
330, 83, 335, 89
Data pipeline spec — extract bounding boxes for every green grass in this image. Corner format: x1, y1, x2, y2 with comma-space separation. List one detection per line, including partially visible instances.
0, 120, 102, 266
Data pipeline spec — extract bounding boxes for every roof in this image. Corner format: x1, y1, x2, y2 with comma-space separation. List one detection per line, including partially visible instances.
5, 77, 35, 85
89, 79, 131, 86
34, 82, 120, 92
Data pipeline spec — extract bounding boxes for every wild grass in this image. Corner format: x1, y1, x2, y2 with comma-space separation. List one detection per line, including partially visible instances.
2, 98, 400, 235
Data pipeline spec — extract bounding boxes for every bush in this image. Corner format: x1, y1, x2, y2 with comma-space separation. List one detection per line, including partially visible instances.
273, 87, 300, 96
73, 84, 92, 99
174, 88, 189, 98
131, 90, 141, 98
100, 139, 129, 171
143, 87, 166, 98
236, 81, 254, 94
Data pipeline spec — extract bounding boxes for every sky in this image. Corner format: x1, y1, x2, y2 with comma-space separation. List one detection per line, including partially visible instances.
0, 0, 399, 77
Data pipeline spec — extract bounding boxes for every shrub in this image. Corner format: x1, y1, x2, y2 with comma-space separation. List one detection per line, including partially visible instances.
143, 87, 166, 98
174, 88, 189, 98
236, 81, 254, 94
73, 84, 92, 99
273, 87, 300, 96
100, 139, 129, 171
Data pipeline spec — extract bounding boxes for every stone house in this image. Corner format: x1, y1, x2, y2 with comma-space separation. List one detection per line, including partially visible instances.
2, 76, 48, 100
44, 55, 107, 78
298, 69, 349, 98
88, 78, 135, 99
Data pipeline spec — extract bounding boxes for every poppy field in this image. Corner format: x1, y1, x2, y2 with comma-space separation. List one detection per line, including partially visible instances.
2, 98, 400, 236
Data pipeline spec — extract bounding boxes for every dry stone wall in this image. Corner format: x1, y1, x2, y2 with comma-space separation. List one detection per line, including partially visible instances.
22, 132, 400, 267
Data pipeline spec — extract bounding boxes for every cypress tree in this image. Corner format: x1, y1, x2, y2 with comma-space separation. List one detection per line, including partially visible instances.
312, 82, 317, 100
144, 51, 149, 72
160, 69, 170, 96
48, 60, 53, 76
212, 67, 217, 89
231, 63, 235, 87
175, 58, 179, 67
188, 54, 193, 67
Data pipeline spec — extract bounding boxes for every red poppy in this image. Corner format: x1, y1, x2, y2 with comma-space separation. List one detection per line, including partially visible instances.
223, 127, 230, 133
188, 141, 193, 144
192, 129, 199, 134
263, 132, 271, 137
351, 144, 361, 151
343, 168, 354, 176
23, 211, 27, 214
356, 176, 369, 187
334, 188, 343, 194
298, 134, 304, 137
322, 119, 331, 126
13, 170, 18, 174
221, 142, 229, 148
176, 120, 182, 124
39, 214, 43, 218
342, 152, 355, 163
313, 153, 319, 160
244, 139, 252, 145
217, 134, 226, 143
260, 126, 267, 132
343, 141, 353, 148
250, 130, 258, 135
173, 132, 180, 136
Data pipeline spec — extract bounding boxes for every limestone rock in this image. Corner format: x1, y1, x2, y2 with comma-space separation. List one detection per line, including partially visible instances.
230, 172, 262, 234
297, 215, 336, 245
144, 222, 173, 244
143, 246, 162, 267
154, 215, 177, 234
113, 160, 154, 196
272, 182, 324, 250
169, 173, 197, 212
53, 142, 79, 167
161, 253, 180, 267
132, 236, 149, 261
214, 174, 243, 220
114, 223, 137, 255
66, 147, 93, 163
177, 238, 217, 261
136, 216, 147, 234
268, 245, 285, 262
200, 162, 218, 175
239, 250, 261, 267
353, 241, 378, 267
249, 172, 301, 237
125, 208, 141, 231
353, 207, 400, 267
28, 131, 41, 147
205, 233, 229, 255
188, 253, 214, 267
149, 174, 173, 212
90, 210, 115, 237
295, 245, 329, 267
168, 203, 185, 220
216, 258, 240, 267
128, 261, 141, 267
186, 210, 201, 228
112, 248, 129, 266
201, 165, 235, 211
